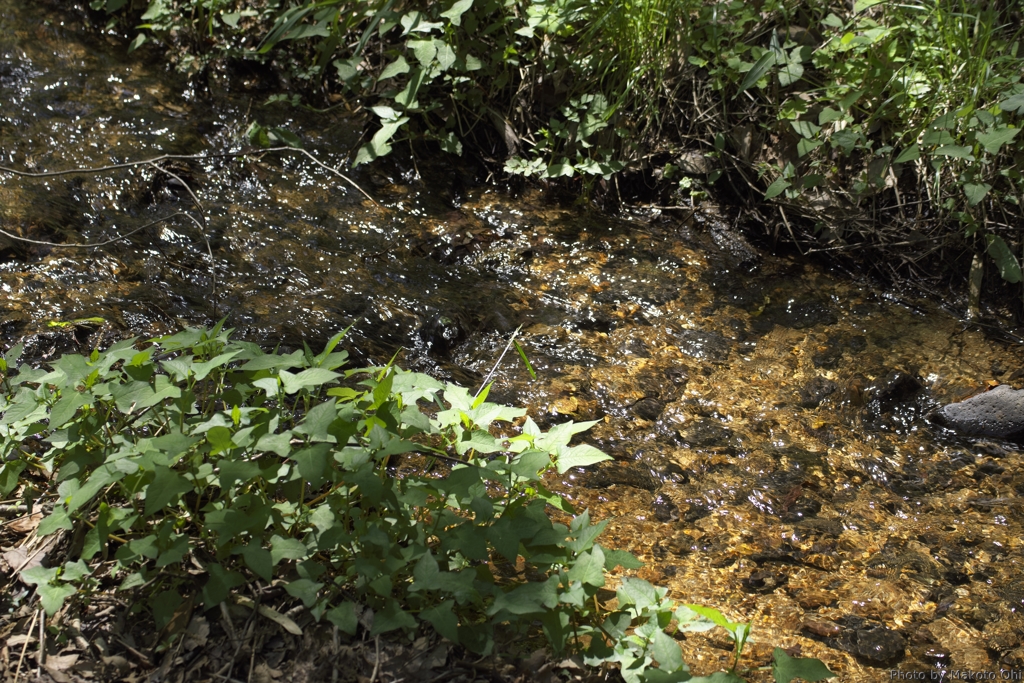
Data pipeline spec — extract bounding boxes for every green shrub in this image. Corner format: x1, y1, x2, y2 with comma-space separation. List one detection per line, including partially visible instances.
0, 325, 832, 682
693, 0, 1024, 282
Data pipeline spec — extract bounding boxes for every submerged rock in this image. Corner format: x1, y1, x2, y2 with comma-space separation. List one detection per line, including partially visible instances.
933, 384, 1024, 439
864, 371, 923, 415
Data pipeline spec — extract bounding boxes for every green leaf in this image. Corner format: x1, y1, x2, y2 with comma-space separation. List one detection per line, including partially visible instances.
434, 39, 456, 71
68, 466, 122, 513
237, 542, 273, 582
567, 546, 606, 586
790, 121, 821, 138
284, 578, 323, 607
150, 589, 183, 630
797, 139, 823, 157
326, 601, 359, 635
457, 429, 502, 455
280, 368, 341, 395
61, 560, 91, 582
372, 599, 418, 635
394, 67, 425, 108
268, 128, 303, 148
1000, 93, 1024, 115
21, 566, 59, 586
409, 38, 437, 66
293, 443, 331, 487
144, 466, 194, 516
853, 0, 884, 11
772, 647, 836, 683
488, 575, 559, 616
1, 389, 45, 426
128, 33, 146, 52
778, 61, 804, 87
651, 629, 685, 671
894, 145, 920, 163
986, 235, 1023, 283
37, 582, 77, 617
738, 51, 777, 93
546, 161, 575, 178
764, 178, 791, 199
976, 127, 1020, 155
0, 460, 27, 497
822, 13, 844, 28
240, 351, 304, 371
370, 105, 399, 122
818, 107, 842, 124
218, 458, 259, 491
934, 145, 974, 159
201, 563, 246, 607
379, 55, 410, 80
602, 547, 644, 570
270, 535, 309, 564
38, 506, 73, 536
206, 425, 235, 454
617, 577, 660, 610
513, 339, 536, 379
557, 443, 611, 473
421, 602, 460, 642
440, 0, 473, 26
50, 391, 90, 429
963, 182, 992, 207
673, 605, 719, 633
400, 11, 443, 34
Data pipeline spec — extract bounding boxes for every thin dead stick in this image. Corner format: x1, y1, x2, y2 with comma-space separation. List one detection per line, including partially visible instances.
148, 163, 219, 314
369, 636, 381, 683
778, 206, 804, 256
0, 211, 192, 249
0, 145, 380, 208
474, 325, 523, 398
13, 607, 39, 683
37, 607, 45, 676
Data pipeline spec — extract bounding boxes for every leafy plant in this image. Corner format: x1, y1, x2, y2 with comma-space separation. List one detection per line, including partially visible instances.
0, 326, 833, 682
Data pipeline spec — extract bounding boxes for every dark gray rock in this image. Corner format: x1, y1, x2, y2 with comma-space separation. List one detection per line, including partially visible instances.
632, 397, 665, 421
674, 329, 732, 361
864, 371, 923, 415
799, 375, 838, 409
933, 384, 1024, 439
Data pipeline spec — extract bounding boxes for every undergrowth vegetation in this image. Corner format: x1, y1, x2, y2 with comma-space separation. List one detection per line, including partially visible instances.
0, 326, 833, 682
80, 0, 1024, 302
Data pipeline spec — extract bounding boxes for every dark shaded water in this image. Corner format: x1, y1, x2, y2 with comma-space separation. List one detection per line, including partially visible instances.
4, 3, 1024, 680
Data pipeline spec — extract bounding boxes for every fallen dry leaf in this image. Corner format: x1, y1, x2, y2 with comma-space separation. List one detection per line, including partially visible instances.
7, 512, 42, 534
45, 652, 80, 670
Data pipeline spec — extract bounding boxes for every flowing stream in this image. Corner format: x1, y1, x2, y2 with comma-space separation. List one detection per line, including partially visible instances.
3, 3, 1024, 681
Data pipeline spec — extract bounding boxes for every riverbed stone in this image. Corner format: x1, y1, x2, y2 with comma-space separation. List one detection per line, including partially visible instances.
674, 328, 732, 361
864, 370, 923, 415
799, 375, 838, 409
836, 622, 907, 665
933, 384, 1024, 439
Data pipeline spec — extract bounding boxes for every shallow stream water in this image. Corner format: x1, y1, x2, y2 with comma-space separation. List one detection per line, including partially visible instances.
3, 3, 1024, 681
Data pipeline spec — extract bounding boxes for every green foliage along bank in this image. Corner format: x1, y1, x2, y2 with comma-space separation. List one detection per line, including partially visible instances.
81, 0, 1024, 301
0, 326, 833, 682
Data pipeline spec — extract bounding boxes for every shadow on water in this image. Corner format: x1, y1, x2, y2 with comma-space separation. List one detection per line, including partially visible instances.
4, 1, 1024, 680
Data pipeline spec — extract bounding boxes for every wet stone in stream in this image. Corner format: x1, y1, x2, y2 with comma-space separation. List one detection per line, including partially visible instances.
673, 328, 732, 362
766, 298, 839, 329
833, 620, 907, 666
799, 375, 839, 409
